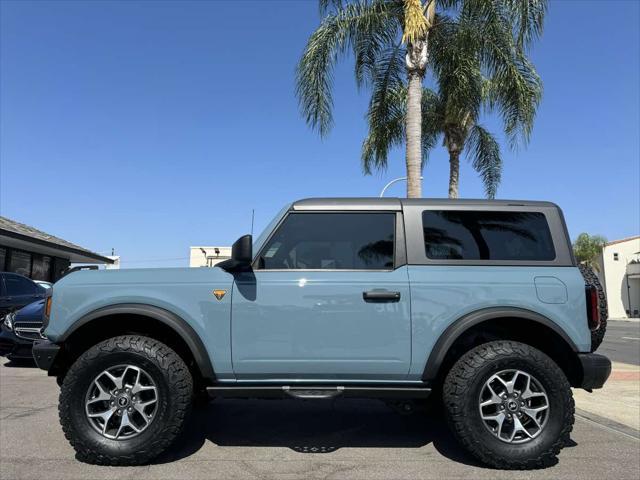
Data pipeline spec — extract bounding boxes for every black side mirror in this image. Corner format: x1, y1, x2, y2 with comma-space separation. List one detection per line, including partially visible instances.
217, 234, 253, 272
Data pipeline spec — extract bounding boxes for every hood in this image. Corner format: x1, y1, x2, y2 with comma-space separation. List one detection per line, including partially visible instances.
15, 299, 45, 322
55, 266, 233, 287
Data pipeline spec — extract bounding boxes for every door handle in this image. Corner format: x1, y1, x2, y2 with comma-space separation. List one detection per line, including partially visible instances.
362, 290, 401, 303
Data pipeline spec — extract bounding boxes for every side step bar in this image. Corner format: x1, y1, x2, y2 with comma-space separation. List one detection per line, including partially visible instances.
206, 385, 432, 400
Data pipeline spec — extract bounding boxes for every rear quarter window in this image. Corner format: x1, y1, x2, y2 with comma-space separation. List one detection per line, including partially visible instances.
422, 210, 556, 261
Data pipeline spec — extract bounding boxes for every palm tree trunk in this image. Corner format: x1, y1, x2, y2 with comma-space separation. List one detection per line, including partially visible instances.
448, 148, 460, 198
445, 128, 464, 198
405, 39, 428, 198
405, 70, 423, 198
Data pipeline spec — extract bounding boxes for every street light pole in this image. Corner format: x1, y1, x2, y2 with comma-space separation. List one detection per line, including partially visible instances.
379, 176, 424, 197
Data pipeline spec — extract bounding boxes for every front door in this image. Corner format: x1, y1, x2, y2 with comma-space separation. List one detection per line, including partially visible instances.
231, 211, 411, 380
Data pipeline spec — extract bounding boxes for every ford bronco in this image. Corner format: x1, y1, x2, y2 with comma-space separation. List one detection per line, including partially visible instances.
33, 198, 611, 468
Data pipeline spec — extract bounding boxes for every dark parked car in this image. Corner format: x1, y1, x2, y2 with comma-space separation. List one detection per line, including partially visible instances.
0, 299, 45, 359
0, 272, 47, 318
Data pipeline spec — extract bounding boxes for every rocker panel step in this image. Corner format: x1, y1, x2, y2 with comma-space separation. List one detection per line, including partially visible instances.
206, 384, 432, 400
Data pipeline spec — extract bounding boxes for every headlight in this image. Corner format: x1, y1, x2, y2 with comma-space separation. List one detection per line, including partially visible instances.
4, 312, 15, 331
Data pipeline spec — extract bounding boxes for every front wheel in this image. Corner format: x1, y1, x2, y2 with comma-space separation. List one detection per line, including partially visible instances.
59, 335, 193, 465
443, 341, 574, 469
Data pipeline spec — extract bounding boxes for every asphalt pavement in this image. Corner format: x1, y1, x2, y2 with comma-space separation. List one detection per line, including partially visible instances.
598, 320, 640, 365
1, 365, 638, 479
1, 323, 639, 479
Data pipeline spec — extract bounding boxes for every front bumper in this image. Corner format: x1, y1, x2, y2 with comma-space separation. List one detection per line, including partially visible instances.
32, 340, 61, 371
578, 353, 612, 390
0, 324, 34, 359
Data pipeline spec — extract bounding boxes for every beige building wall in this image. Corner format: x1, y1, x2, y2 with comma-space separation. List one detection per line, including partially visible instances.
189, 246, 231, 268
599, 236, 640, 318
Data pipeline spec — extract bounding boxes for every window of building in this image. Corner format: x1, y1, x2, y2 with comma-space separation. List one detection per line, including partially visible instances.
422, 210, 556, 261
613, 253, 619, 261
7, 250, 32, 277
31, 255, 52, 281
258, 213, 395, 270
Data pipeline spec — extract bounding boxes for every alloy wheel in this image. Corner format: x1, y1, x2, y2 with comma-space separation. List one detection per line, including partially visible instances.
84, 364, 158, 440
478, 369, 550, 443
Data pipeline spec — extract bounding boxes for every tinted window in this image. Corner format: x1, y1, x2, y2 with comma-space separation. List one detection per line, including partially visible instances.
422, 211, 555, 261
4, 274, 38, 296
260, 213, 395, 270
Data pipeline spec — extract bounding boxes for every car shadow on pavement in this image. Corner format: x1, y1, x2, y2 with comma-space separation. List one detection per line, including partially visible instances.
2, 357, 36, 368
156, 398, 500, 468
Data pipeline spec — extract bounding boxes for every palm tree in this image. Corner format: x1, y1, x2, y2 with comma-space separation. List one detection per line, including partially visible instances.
363, 16, 542, 198
297, 0, 546, 198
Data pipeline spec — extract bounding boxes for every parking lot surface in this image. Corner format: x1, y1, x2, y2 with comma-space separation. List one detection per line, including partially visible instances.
1, 356, 639, 480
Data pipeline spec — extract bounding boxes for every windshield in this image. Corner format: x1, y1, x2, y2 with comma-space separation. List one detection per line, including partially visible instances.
252, 204, 291, 258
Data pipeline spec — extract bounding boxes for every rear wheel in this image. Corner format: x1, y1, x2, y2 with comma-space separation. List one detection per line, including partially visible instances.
443, 340, 574, 469
59, 335, 193, 465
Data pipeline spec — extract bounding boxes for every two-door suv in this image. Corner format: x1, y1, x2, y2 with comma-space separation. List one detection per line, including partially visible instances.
33, 198, 611, 468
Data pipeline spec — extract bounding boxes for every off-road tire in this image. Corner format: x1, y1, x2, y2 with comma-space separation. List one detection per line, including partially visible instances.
443, 341, 574, 469
577, 263, 608, 352
59, 335, 193, 465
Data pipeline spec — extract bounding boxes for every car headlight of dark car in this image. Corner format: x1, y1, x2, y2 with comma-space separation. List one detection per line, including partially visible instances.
3, 312, 15, 331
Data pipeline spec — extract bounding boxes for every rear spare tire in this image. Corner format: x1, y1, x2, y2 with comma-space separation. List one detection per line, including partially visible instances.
577, 264, 608, 352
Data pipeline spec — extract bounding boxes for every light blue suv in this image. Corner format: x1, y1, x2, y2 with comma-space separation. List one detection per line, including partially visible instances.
33, 198, 611, 468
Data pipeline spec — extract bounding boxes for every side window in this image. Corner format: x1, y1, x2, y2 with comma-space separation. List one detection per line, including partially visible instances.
259, 213, 395, 270
422, 210, 555, 261
4, 274, 38, 296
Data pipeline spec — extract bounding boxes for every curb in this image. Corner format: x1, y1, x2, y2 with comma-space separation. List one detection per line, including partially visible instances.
575, 408, 640, 440
608, 318, 640, 323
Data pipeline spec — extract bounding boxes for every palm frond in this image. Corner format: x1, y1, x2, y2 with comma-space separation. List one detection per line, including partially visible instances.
362, 83, 406, 173
430, 18, 484, 125
504, 0, 547, 50
466, 124, 502, 199
319, 0, 345, 15
367, 43, 405, 131
486, 51, 541, 146
353, 12, 401, 88
296, 1, 399, 137
421, 87, 443, 165
456, 3, 542, 146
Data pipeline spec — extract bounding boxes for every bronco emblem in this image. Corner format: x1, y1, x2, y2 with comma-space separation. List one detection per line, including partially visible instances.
212, 289, 227, 300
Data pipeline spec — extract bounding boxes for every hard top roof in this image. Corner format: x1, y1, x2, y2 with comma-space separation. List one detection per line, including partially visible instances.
291, 197, 558, 211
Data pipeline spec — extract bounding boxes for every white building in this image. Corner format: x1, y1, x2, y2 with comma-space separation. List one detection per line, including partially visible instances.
597, 236, 640, 318
189, 246, 231, 268
105, 255, 121, 269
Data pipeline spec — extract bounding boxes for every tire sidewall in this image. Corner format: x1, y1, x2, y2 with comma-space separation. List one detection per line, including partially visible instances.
459, 352, 569, 461
63, 349, 178, 457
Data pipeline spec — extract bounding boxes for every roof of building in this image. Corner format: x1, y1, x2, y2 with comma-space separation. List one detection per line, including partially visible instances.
605, 235, 640, 247
291, 197, 559, 211
0, 216, 114, 264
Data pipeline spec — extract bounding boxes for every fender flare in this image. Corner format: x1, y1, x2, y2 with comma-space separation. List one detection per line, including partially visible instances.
59, 303, 215, 381
421, 307, 579, 381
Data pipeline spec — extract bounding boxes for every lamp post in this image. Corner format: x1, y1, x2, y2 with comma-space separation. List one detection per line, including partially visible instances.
379, 176, 424, 197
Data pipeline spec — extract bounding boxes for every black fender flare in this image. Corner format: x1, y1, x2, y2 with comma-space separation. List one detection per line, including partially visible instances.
59, 303, 215, 381
421, 307, 579, 381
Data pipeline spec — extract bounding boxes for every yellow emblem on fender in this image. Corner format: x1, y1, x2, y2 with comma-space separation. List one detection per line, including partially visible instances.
213, 289, 227, 300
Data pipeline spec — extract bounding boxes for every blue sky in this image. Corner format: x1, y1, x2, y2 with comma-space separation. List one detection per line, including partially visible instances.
1, 0, 638, 268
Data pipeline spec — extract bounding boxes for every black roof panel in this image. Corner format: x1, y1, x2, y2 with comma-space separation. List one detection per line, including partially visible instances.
291, 197, 558, 211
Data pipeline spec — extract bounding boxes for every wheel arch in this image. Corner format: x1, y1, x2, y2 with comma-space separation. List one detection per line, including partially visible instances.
422, 307, 582, 387
54, 304, 215, 385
